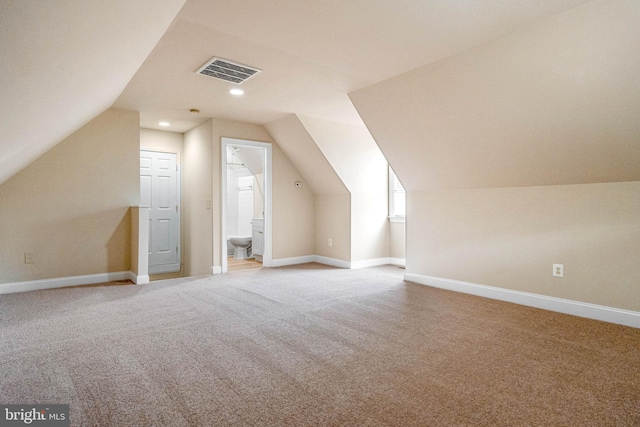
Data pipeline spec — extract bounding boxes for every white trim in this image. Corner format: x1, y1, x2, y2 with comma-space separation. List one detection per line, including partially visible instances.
389, 257, 406, 267
351, 257, 391, 269
313, 256, 351, 269
404, 273, 640, 329
388, 166, 406, 218
270, 256, 316, 267
221, 139, 227, 274
0, 271, 134, 295
271, 255, 406, 270
388, 216, 405, 223
130, 273, 150, 285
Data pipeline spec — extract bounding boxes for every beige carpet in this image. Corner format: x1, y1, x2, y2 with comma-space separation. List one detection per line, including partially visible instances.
1, 264, 638, 426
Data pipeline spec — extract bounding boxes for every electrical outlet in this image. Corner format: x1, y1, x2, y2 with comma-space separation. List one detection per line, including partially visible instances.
24, 252, 35, 264
328, 238, 332, 247
553, 263, 563, 278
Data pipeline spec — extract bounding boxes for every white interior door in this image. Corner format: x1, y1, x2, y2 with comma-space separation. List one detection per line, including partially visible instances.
140, 150, 180, 274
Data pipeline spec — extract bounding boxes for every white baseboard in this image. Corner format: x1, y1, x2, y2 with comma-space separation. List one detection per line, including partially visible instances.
271, 255, 351, 269
405, 273, 640, 329
351, 257, 391, 269
270, 256, 316, 268
389, 257, 406, 267
0, 271, 134, 295
130, 273, 149, 285
212, 266, 222, 275
312, 255, 352, 269
271, 255, 407, 270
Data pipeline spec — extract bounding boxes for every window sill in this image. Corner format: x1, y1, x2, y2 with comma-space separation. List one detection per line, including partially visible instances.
388, 216, 405, 223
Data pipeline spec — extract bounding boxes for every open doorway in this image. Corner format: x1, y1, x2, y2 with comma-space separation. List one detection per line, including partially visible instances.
221, 138, 272, 273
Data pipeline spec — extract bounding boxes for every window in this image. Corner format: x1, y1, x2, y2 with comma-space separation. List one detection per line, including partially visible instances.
389, 167, 406, 221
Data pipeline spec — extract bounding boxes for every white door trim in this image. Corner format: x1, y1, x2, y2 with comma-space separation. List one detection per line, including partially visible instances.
221, 138, 272, 273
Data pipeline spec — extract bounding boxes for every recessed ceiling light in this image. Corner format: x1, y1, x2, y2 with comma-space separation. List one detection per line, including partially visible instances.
229, 88, 244, 96
159, 121, 170, 127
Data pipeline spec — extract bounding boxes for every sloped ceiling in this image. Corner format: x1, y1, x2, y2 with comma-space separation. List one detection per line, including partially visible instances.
351, 0, 640, 192
297, 115, 387, 196
0, 0, 186, 185
265, 115, 347, 196
114, 0, 589, 132
2, 0, 595, 186
229, 145, 263, 176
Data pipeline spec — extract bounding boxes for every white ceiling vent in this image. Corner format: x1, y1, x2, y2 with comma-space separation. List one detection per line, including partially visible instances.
196, 57, 261, 84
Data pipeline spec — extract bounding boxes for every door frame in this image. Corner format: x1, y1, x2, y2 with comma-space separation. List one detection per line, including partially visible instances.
221, 138, 272, 273
140, 149, 181, 275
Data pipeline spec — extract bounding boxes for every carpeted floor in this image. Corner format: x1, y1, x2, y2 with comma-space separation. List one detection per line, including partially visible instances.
1, 264, 639, 426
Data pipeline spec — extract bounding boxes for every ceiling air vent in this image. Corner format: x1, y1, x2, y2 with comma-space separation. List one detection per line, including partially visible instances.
196, 57, 261, 84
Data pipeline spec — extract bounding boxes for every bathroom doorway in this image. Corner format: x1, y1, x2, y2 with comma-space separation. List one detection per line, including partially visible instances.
221, 138, 272, 273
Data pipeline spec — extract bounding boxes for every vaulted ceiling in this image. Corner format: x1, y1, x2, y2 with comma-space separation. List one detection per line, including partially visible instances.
0, 0, 186, 185
1, 0, 593, 185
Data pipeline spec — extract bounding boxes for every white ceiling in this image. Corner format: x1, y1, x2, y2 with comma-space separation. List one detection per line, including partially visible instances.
114, 0, 590, 133
1, 0, 592, 183
228, 145, 264, 176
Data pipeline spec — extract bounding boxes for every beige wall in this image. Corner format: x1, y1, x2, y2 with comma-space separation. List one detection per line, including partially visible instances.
265, 115, 347, 195
158, 117, 315, 273
265, 114, 350, 262
314, 194, 351, 261
267, 114, 392, 264
0, 108, 139, 283
351, 0, 640, 192
140, 128, 183, 160
350, 192, 389, 262
350, 0, 640, 310
408, 182, 640, 311
183, 120, 213, 276
298, 116, 389, 262
389, 221, 406, 261
271, 149, 315, 260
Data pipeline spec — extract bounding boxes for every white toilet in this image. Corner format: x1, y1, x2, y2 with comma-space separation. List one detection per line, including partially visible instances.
229, 236, 252, 260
